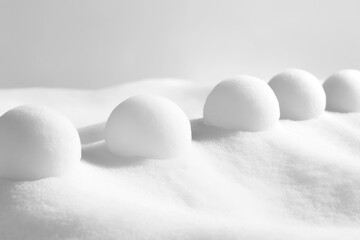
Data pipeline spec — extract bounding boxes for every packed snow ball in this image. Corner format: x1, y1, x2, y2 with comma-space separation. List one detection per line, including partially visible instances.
203, 76, 280, 131
268, 69, 326, 120
323, 69, 360, 113
105, 95, 192, 159
0, 105, 81, 181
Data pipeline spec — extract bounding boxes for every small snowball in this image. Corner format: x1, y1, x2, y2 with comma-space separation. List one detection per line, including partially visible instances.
105, 95, 191, 159
268, 69, 326, 120
323, 69, 360, 113
203, 76, 280, 131
0, 105, 81, 181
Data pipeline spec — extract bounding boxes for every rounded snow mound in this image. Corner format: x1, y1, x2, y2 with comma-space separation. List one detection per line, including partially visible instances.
105, 95, 192, 159
0, 105, 81, 181
323, 69, 360, 113
203, 76, 280, 131
269, 69, 326, 120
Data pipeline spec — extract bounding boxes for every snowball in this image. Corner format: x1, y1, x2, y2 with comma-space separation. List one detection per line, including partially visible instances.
203, 76, 280, 131
268, 69, 326, 120
0, 105, 81, 181
105, 95, 191, 159
323, 69, 360, 113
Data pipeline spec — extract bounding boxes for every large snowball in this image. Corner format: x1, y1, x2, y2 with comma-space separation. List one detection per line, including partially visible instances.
105, 95, 191, 159
323, 69, 360, 113
0, 105, 81, 181
268, 69, 326, 120
203, 76, 280, 131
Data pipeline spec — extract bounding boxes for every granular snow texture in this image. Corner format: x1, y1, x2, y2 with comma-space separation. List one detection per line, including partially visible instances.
0, 79, 360, 240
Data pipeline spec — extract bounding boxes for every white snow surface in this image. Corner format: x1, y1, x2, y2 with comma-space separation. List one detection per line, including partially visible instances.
0, 79, 360, 240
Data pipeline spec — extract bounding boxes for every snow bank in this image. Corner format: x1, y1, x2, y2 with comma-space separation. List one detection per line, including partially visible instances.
0, 78, 360, 240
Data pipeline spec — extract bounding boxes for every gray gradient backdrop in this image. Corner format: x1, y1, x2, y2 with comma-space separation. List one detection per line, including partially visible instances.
0, 0, 359, 88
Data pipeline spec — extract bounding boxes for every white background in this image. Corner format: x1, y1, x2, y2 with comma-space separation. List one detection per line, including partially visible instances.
0, 0, 359, 88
